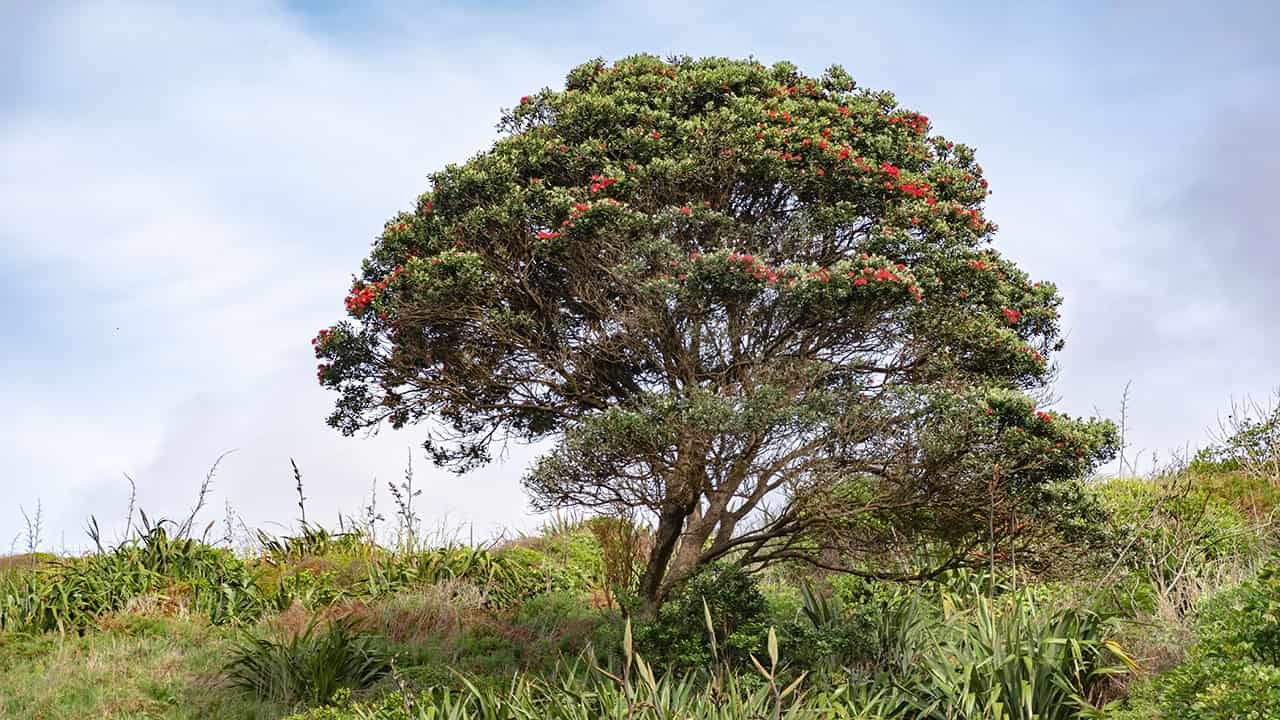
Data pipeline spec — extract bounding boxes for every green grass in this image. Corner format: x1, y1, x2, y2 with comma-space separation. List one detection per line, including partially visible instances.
0, 614, 288, 720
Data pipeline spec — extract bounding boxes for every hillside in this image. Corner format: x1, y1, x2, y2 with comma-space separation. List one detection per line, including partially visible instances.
2, 450, 1278, 719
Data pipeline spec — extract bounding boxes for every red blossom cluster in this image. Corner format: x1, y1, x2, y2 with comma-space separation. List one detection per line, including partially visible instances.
952, 205, 988, 230
767, 81, 822, 98
537, 230, 560, 239
724, 252, 781, 284
880, 161, 901, 179
764, 109, 794, 123
898, 182, 930, 198
346, 284, 379, 314
1017, 345, 1045, 362
588, 175, 618, 193
558, 199, 622, 229
1003, 307, 1022, 324
840, 263, 923, 300
310, 327, 334, 348
386, 222, 410, 234
887, 112, 928, 134
345, 266, 404, 314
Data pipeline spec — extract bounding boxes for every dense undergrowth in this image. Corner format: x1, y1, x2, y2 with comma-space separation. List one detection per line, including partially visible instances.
2, 459, 1278, 719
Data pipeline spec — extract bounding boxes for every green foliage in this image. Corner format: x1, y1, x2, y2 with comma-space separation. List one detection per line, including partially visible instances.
0, 522, 262, 633
1096, 477, 1264, 617
258, 526, 378, 565
907, 590, 1133, 720
1156, 562, 1280, 718
314, 54, 1119, 609
225, 617, 391, 707
774, 576, 903, 674
281, 585, 1134, 720
636, 563, 769, 669
281, 674, 905, 720
361, 544, 590, 608
1193, 397, 1280, 479
0, 613, 289, 719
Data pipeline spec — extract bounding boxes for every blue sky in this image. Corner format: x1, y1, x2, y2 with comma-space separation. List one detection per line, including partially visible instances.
2, 1, 1277, 551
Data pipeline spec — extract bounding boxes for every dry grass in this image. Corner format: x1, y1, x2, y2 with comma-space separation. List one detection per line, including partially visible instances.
0, 553, 53, 572
342, 580, 487, 644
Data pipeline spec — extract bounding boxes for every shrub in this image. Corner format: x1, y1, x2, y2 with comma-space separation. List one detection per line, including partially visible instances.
1097, 477, 1264, 618
775, 576, 892, 674
1157, 561, 1280, 719
635, 563, 768, 670
224, 616, 391, 707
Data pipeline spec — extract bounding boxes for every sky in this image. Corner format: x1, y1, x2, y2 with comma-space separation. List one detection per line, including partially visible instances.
2, 0, 1277, 552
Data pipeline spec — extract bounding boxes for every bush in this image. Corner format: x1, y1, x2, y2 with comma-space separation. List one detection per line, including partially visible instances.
1157, 561, 1280, 719
1097, 477, 1263, 618
775, 576, 897, 674
635, 563, 768, 670
225, 617, 391, 707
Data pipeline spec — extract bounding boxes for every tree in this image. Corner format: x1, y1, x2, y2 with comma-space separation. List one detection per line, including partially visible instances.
313, 55, 1117, 617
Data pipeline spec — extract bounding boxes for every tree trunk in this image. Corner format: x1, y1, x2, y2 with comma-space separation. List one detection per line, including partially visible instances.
636, 504, 689, 620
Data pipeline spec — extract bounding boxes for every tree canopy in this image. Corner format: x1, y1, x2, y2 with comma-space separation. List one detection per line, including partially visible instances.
313, 55, 1117, 614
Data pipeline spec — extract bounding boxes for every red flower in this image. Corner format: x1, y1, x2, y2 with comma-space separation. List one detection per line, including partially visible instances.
520, 96, 529, 104
1002, 307, 1022, 324
651, 131, 662, 139
679, 207, 692, 215
537, 230, 560, 239
838, 106, 849, 115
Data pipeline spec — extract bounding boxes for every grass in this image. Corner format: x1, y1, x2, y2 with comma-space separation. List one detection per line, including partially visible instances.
0, 614, 288, 719
0, 462, 1275, 720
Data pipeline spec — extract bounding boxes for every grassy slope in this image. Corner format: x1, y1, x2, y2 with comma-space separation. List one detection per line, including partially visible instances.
0, 468, 1274, 720
0, 615, 288, 720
